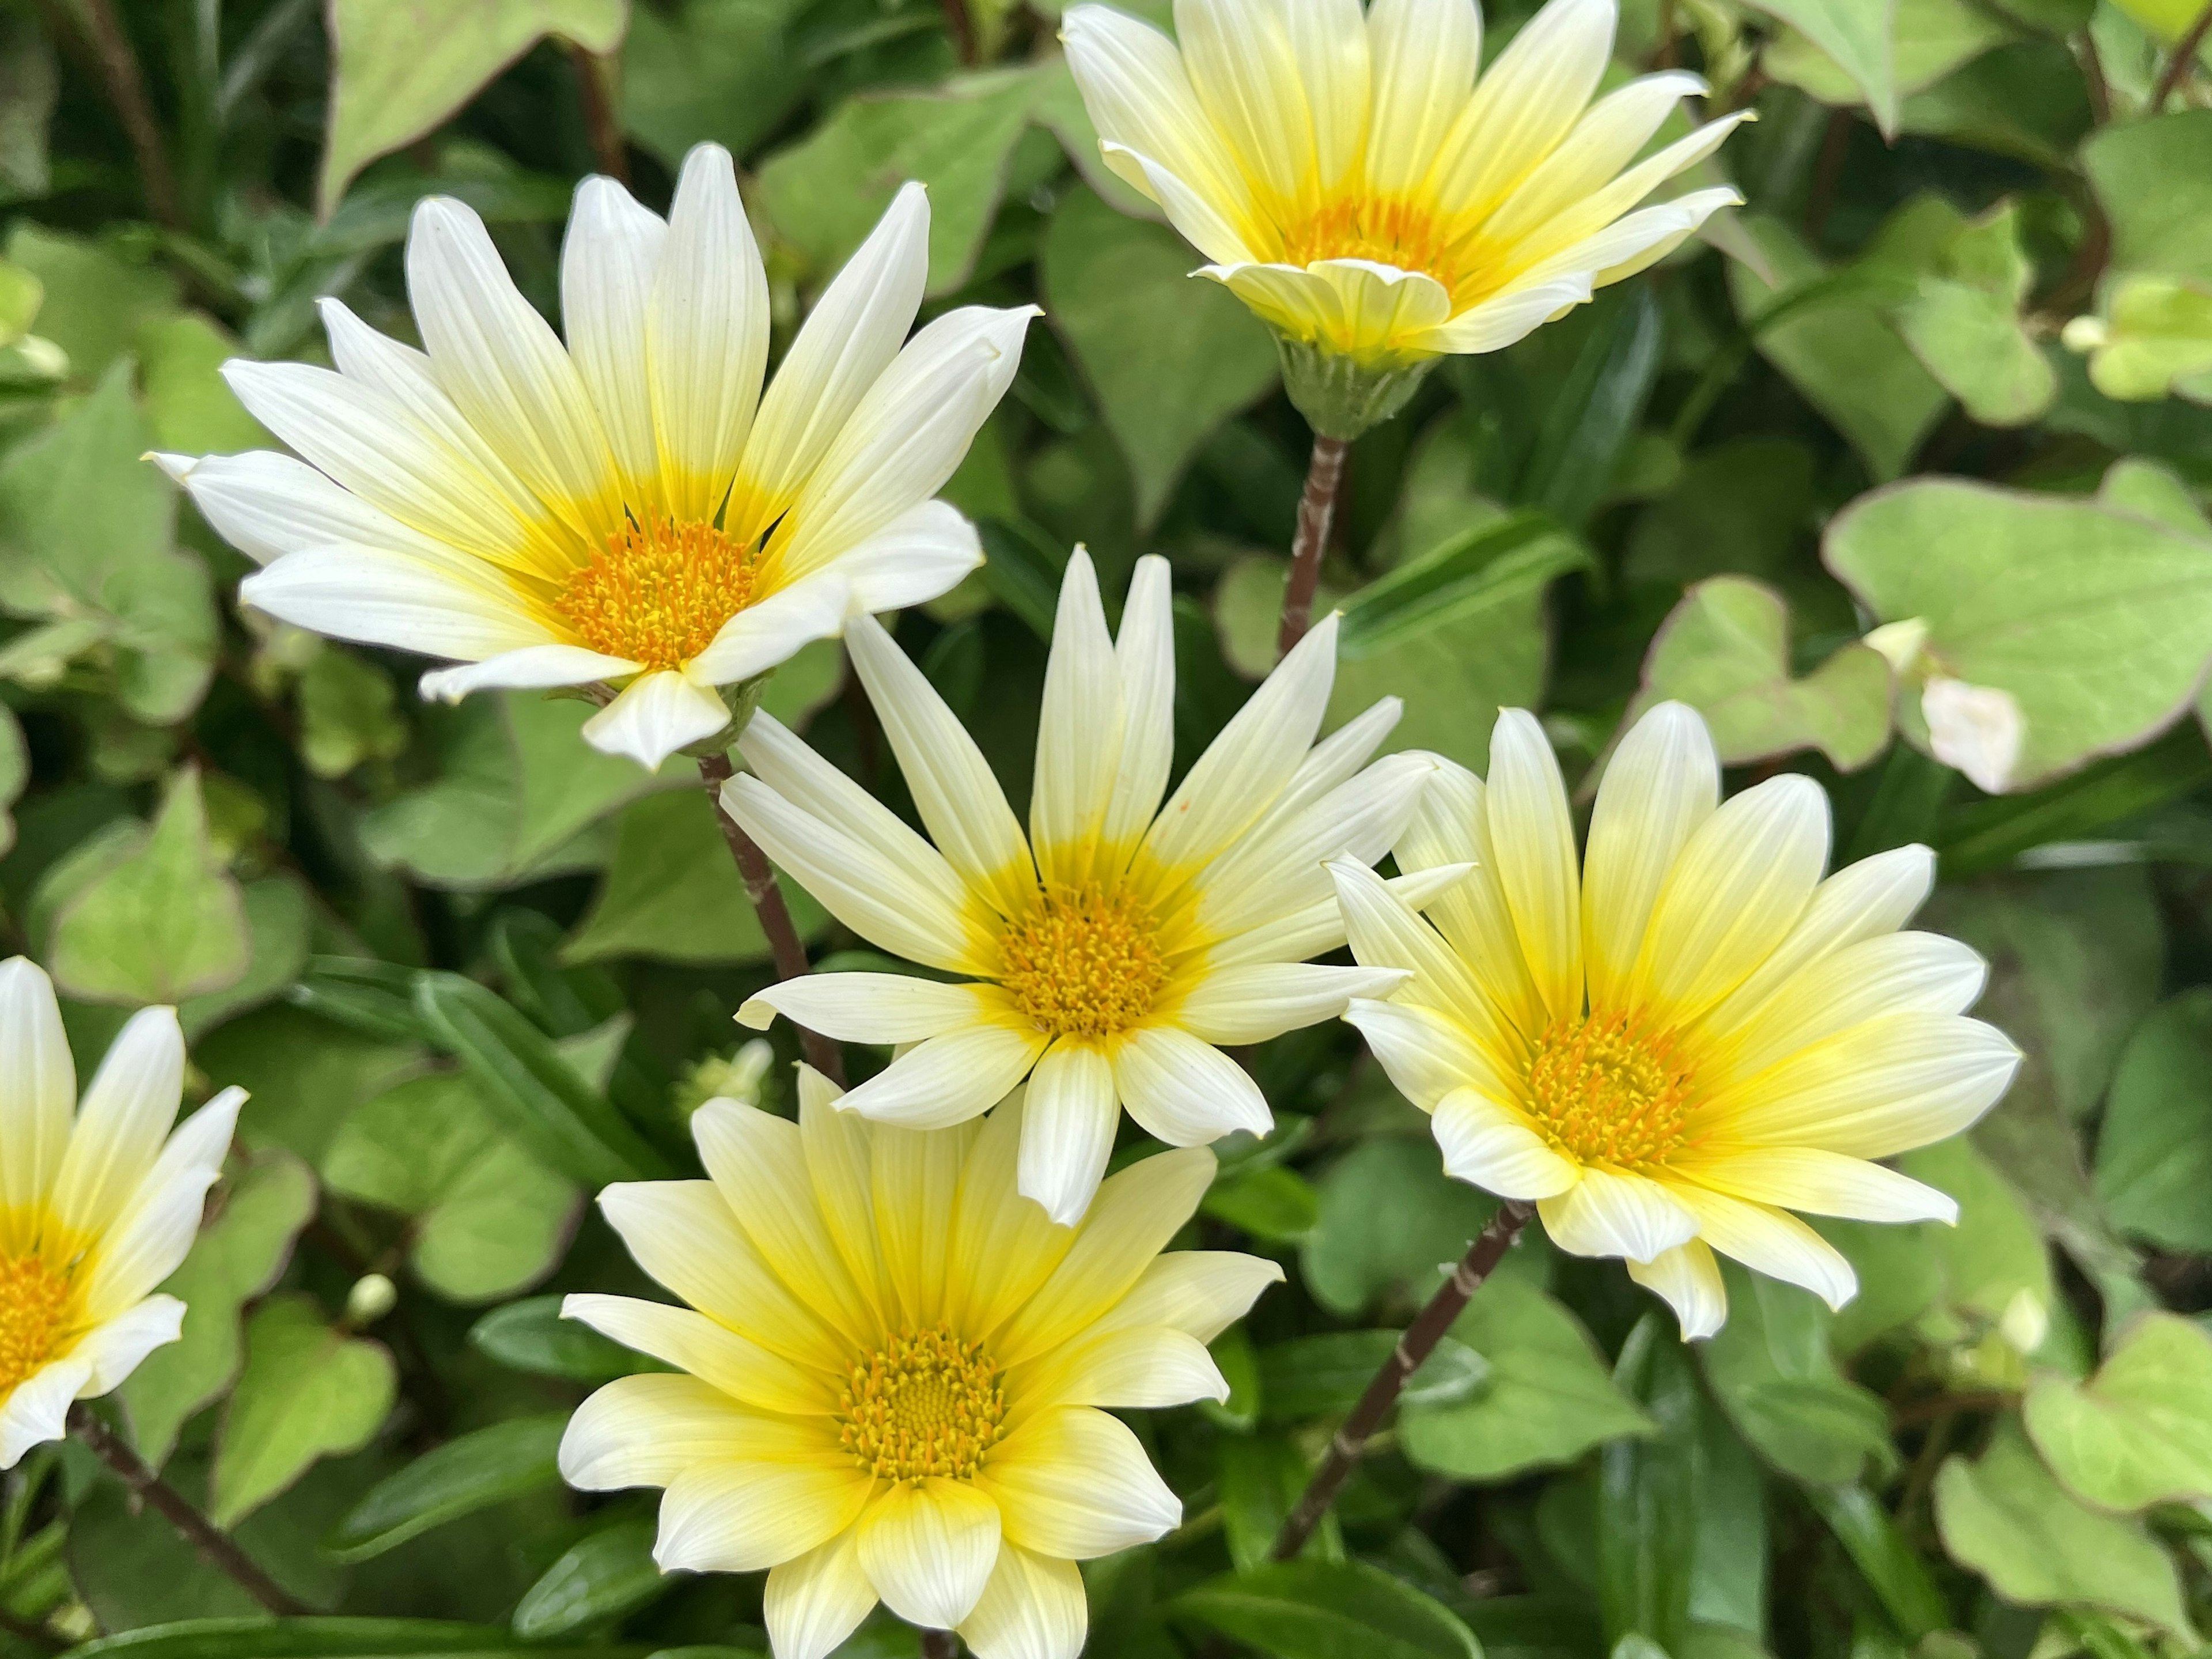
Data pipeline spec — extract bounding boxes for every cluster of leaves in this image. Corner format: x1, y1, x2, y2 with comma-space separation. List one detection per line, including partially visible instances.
1, 0, 2211, 1656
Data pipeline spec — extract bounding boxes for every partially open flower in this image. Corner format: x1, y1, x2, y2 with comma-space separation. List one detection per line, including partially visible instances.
1332, 702, 2020, 1338
559, 1070, 1279, 1659
1063, 0, 1745, 434
0, 959, 242, 1465
158, 147, 1032, 770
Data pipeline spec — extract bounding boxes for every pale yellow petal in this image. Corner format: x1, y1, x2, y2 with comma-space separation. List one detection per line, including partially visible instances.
1088, 1251, 1283, 1342
1674, 1147, 1958, 1224
1012, 1324, 1226, 1414
657, 1458, 873, 1573
1581, 701, 1717, 1012
1031, 548, 1124, 888
766, 1529, 878, 1659
945, 1091, 1082, 1338
1537, 1165, 1697, 1263
856, 1478, 1001, 1629
1365, 0, 1480, 196
563, 1291, 836, 1418
873, 1119, 979, 1330
1433, 1088, 1580, 1200
959, 1541, 1088, 1659
1018, 1040, 1120, 1228
976, 1405, 1179, 1558
1395, 756, 1546, 1039
1711, 931, 1986, 1086
1484, 709, 1584, 1024
1669, 1183, 1858, 1309
1625, 1237, 1726, 1339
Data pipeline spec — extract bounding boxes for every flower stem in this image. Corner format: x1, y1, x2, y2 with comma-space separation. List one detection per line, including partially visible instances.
566, 42, 628, 184
1277, 434, 1350, 659
2152, 0, 2212, 109
923, 1631, 960, 1659
696, 752, 847, 1086
68, 1406, 309, 1616
52, 0, 183, 228
1270, 1200, 1533, 1562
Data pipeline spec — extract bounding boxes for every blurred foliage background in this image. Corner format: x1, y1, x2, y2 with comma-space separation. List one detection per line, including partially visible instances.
2, 0, 2212, 1654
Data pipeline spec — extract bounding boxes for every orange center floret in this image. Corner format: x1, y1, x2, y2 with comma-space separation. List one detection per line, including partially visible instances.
1281, 196, 1462, 293
0, 1254, 73, 1395
555, 513, 759, 671
838, 1325, 1007, 1483
998, 882, 1168, 1039
1525, 1010, 1693, 1169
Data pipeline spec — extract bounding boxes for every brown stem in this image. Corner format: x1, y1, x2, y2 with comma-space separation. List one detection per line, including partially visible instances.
70, 0, 183, 227
69, 1407, 309, 1615
1277, 434, 1350, 659
566, 42, 628, 184
696, 753, 846, 1086
2151, 0, 2212, 109
2076, 28, 2113, 124
922, 1631, 960, 1659
1270, 1202, 1533, 1561
937, 0, 977, 62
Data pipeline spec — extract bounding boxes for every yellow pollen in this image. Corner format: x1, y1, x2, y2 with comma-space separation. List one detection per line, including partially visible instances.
1281, 196, 1463, 294
554, 513, 759, 671
1525, 1011, 1694, 1169
998, 882, 1167, 1039
0, 1255, 72, 1396
838, 1325, 1007, 1483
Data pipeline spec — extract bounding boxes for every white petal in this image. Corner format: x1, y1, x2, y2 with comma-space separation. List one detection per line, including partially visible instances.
738, 974, 1001, 1044
1032, 549, 1123, 888
0, 959, 71, 1218
1342, 997, 1496, 1114
560, 1373, 764, 1490
1478, 71, 1712, 248
682, 570, 851, 684
560, 174, 668, 506
766, 1531, 878, 1659
1020, 1040, 1120, 1225
1090, 1251, 1284, 1342
66, 1294, 185, 1394
1017, 1324, 1228, 1410
1102, 555, 1176, 863
1414, 273, 1596, 354
1366, 0, 1479, 196
153, 449, 481, 574
1680, 1149, 1959, 1224
48, 1007, 185, 1241
1674, 1185, 1858, 1309
79, 1088, 242, 1320
419, 643, 634, 702
240, 546, 550, 662
560, 1293, 832, 1416
1581, 701, 1717, 1011
1394, 757, 1546, 1037
647, 144, 771, 523
1484, 709, 1583, 1022
1432, 1088, 1580, 1199
1429, 0, 1615, 218
838, 1022, 1050, 1131
827, 498, 983, 616
1328, 858, 1510, 1047
656, 1460, 871, 1573
856, 1479, 1001, 1630
1718, 931, 1987, 1084
976, 1406, 1179, 1558
580, 669, 729, 770
1625, 1238, 1726, 1339
0, 1357, 90, 1470
960, 1543, 1088, 1659
1109, 1025, 1270, 1147
1171, 962, 1407, 1046
1537, 1165, 1697, 1263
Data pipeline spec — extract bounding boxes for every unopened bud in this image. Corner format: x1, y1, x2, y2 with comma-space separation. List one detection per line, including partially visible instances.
345, 1272, 398, 1327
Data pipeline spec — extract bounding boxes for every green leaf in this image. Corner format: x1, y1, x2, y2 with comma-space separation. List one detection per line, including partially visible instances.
138, 313, 272, 455
1041, 185, 1278, 527
1201, 1163, 1321, 1243
1802, 1486, 1948, 1639
1299, 1137, 1496, 1318
1728, 216, 1948, 480
512, 1520, 668, 1638
1763, 0, 2014, 108
620, 0, 805, 170
327, 1415, 568, 1563
180, 875, 315, 1040
1, 224, 176, 381
323, 1071, 583, 1304
468, 1294, 655, 1382
211, 1294, 398, 1528
1698, 1263, 1895, 1486
0, 9, 55, 200
48, 767, 251, 1005
0, 257, 39, 348
298, 648, 408, 780
1402, 1275, 1656, 1483
0, 703, 26, 858
1518, 288, 1664, 531
1897, 1137, 2058, 1349
195, 1002, 423, 1165
1216, 1433, 1335, 1571
1825, 471, 2212, 789
66, 1618, 639, 1658
1891, 204, 2056, 427
2022, 1313, 2212, 1510
414, 974, 670, 1186
2064, 276, 2212, 403
1933, 1416, 2195, 1637
1172, 1560, 1482, 1659
755, 69, 1039, 295
1255, 1332, 1488, 1422
1631, 577, 1892, 771
119, 1150, 317, 1469
1741, 0, 1899, 132
0, 359, 215, 722
1598, 1318, 1699, 1651
2095, 990, 2212, 1252
2082, 111, 2212, 286
318, 0, 628, 214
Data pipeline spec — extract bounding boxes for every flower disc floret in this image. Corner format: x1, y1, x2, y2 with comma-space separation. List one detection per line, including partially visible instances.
998, 883, 1168, 1039
1526, 1012, 1692, 1169
0, 1256, 71, 1395
556, 514, 759, 672
838, 1324, 1007, 1482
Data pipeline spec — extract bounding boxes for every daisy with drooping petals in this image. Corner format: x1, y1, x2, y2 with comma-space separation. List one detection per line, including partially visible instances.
1328, 702, 2022, 1338
559, 1070, 1279, 1659
724, 548, 1440, 1223
0, 958, 243, 1465
156, 147, 1033, 770
1063, 0, 1748, 434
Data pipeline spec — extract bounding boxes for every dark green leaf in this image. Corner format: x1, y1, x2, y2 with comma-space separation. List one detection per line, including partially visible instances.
512, 1521, 668, 1638
1173, 1560, 1482, 1659
325, 1416, 567, 1563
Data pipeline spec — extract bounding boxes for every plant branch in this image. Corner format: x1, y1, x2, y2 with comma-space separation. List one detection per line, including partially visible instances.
1278, 434, 1350, 658
69, 1407, 309, 1615
566, 42, 628, 184
696, 752, 846, 1086
1270, 1201, 1533, 1561
922, 1631, 960, 1659
69, 0, 184, 227
2152, 0, 2212, 109
938, 0, 977, 62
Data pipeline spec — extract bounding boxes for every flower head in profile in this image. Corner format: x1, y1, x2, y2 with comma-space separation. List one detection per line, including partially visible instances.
1331, 703, 2021, 1338
0, 959, 242, 1465
559, 1071, 1278, 1659
158, 146, 1033, 770
724, 548, 1436, 1222
1063, 0, 1745, 430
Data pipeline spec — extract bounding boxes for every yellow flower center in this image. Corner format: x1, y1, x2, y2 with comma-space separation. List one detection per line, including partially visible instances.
1525, 1011, 1694, 1169
1281, 195, 1463, 296
554, 513, 760, 672
0, 1255, 73, 1396
998, 882, 1168, 1039
838, 1325, 1007, 1483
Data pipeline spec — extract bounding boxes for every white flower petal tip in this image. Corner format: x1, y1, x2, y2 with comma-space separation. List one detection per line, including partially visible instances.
734, 997, 777, 1031
1922, 679, 2024, 794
